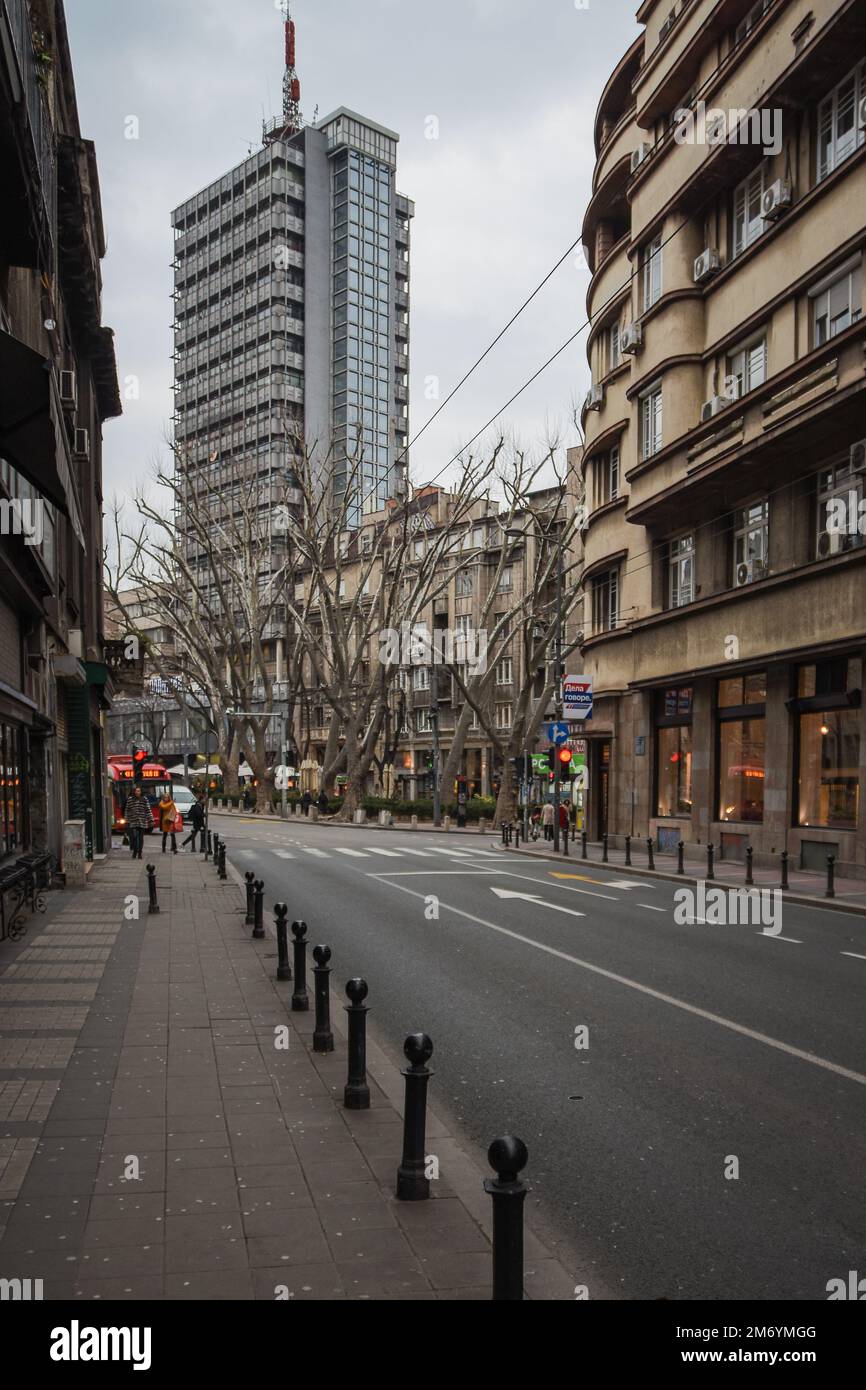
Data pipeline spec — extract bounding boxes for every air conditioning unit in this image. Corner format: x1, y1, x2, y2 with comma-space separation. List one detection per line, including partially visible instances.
858, 95, 866, 131
73, 428, 90, 459
701, 396, 729, 423
735, 558, 766, 587
585, 385, 604, 412
817, 529, 843, 559
761, 179, 792, 221
621, 322, 643, 355
59, 369, 77, 410
850, 439, 866, 473
694, 248, 721, 283
630, 143, 652, 173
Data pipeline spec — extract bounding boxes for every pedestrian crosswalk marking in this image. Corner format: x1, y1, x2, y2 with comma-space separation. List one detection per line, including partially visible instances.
300, 847, 329, 858
273, 851, 295, 860
334, 848, 370, 858
362, 847, 402, 857
394, 848, 435, 857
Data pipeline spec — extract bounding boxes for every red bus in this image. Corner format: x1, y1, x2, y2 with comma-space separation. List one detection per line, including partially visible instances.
107, 756, 180, 835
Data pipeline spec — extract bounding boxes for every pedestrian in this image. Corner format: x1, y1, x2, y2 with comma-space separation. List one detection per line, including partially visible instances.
181, 793, 205, 851
301, 790, 312, 817
124, 786, 152, 860
559, 802, 569, 832
243, 784, 255, 813
158, 791, 179, 854
542, 801, 554, 841
317, 789, 329, 817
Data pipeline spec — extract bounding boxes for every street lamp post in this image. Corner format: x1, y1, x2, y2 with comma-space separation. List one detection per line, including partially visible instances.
226, 709, 292, 817
430, 665, 441, 828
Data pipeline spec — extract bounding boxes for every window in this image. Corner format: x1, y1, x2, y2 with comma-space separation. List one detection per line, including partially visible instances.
497, 566, 513, 591
816, 461, 864, 556
734, 0, 772, 47
811, 261, 862, 346
732, 166, 765, 257
496, 658, 513, 685
456, 569, 474, 597
726, 335, 767, 400
656, 687, 693, 817
733, 501, 769, 584
413, 666, 429, 691
416, 707, 432, 734
641, 234, 662, 310
495, 704, 513, 730
640, 384, 662, 460
592, 570, 619, 633
608, 321, 621, 373
817, 62, 865, 181
595, 446, 620, 507
795, 659, 861, 829
668, 534, 694, 608
717, 675, 767, 822
0, 721, 25, 856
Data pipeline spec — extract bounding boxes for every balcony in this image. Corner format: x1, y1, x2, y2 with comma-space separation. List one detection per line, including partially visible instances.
0, 0, 57, 268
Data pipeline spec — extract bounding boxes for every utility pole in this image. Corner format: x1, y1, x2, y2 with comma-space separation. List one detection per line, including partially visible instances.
430, 664, 441, 828
523, 751, 531, 841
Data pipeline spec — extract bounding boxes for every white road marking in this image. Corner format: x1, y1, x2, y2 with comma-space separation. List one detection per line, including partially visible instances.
758, 933, 802, 944
369, 871, 495, 878
842, 952, 866, 960
493, 869, 618, 901
602, 880, 656, 891
638, 903, 666, 913
394, 848, 436, 857
362, 847, 403, 858
378, 881, 866, 1088
334, 848, 370, 858
300, 847, 329, 858
272, 851, 295, 860
490, 887, 585, 919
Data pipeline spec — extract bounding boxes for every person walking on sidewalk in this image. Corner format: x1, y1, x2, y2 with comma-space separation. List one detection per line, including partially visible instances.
542, 801, 555, 841
158, 791, 179, 854
181, 793, 205, 852
124, 786, 152, 860
301, 790, 312, 816
317, 789, 329, 817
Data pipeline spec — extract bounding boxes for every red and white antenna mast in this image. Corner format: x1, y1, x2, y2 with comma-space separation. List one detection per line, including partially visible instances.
281, 0, 302, 133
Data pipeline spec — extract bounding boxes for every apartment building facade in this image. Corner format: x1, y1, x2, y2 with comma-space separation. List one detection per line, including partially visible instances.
0, 0, 120, 866
580, 0, 866, 873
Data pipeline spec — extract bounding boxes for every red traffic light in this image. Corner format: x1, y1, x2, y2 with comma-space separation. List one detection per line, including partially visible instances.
559, 747, 574, 764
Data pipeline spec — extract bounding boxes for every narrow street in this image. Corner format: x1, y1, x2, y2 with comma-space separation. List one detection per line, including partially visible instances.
217, 815, 866, 1301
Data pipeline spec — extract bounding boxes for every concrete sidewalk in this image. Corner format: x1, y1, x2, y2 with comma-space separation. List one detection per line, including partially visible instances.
0, 844, 574, 1300
499, 834, 866, 915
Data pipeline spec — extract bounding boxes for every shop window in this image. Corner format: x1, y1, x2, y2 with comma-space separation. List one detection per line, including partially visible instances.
795, 658, 861, 829
655, 686, 693, 817
0, 723, 25, 857
717, 675, 766, 822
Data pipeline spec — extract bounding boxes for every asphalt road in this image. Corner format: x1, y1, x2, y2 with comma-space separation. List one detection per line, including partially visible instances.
210, 814, 866, 1301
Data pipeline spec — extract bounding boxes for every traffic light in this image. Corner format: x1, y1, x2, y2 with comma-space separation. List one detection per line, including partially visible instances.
546, 747, 556, 772
132, 748, 147, 784
559, 747, 574, 781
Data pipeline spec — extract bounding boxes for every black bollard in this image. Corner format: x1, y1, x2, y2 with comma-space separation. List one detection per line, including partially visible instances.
563, 822, 569, 857
602, 833, 609, 864
212, 835, 221, 874
205, 829, 212, 861
581, 830, 588, 860
200, 825, 207, 856
677, 841, 685, 875
252, 880, 265, 940
275, 903, 291, 981
515, 825, 520, 849
624, 835, 631, 867
826, 854, 836, 899
396, 1033, 433, 1201
780, 850, 789, 891
707, 843, 715, 881
646, 837, 655, 871
218, 840, 227, 881
501, 823, 506, 846
291, 920, 309, 1012
745, 846, 754, 886
312, 946, 334, 1054
484, 1135, 529, 1302
146, 864, 159, 916
344, 978, 370, 1110
244, 871, 256, 926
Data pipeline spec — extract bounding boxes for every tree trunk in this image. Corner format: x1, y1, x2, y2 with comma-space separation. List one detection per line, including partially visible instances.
493, 759, 518, 828
337, 725, 362, 820
441, 703, 472, 793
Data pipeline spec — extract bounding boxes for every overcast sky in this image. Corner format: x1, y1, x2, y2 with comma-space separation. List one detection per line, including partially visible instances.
66, 0, 640, 504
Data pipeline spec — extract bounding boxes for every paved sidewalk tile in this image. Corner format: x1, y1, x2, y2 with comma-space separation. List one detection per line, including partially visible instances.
0, 846, 574, 1300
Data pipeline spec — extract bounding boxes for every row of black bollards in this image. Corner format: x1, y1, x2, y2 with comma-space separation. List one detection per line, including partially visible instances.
243, 877, 528, 1298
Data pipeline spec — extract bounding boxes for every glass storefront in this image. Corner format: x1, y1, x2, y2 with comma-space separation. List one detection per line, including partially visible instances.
656, 686, 694, 817
717, 673, 766, 822
798, 709, 860, 828
0, 722, 25, 859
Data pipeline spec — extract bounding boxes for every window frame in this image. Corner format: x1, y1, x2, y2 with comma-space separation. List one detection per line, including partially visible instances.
732, 165, 766, 258
641, 234, 663, 311
816, 60, 866, 182
668, 532, 695, 609
640, 382, 663, 460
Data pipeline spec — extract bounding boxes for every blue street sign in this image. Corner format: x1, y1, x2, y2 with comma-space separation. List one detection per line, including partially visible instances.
547, 722, 570, 746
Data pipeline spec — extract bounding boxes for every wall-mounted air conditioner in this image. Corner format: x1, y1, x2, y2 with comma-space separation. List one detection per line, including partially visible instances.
858, 95, 866, 131
735, 558, 766, 587
621, 322, 643, 355
585, 385, 604, 412
694, 249, 721, 283
817, 529, 844, 559
761, 179, 792, 221
701, 396, 729, 423
60, 370, 77, 411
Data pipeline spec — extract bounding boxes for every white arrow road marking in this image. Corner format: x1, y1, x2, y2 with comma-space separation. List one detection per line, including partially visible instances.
494, 869, 618, 901
490, 888, 585, 919
378, 880, 866, 1088
601, 881, 655, 891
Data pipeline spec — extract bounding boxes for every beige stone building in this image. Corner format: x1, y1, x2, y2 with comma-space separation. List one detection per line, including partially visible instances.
580, 0, 866, 874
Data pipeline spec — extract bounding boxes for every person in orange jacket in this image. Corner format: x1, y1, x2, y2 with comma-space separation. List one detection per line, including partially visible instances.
158, 792, 179, 854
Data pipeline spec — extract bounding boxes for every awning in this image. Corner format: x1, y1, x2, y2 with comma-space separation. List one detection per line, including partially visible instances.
0, 331, 86, 545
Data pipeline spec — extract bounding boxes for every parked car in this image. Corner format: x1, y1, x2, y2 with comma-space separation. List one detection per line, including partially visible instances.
171, 786, 198, 825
